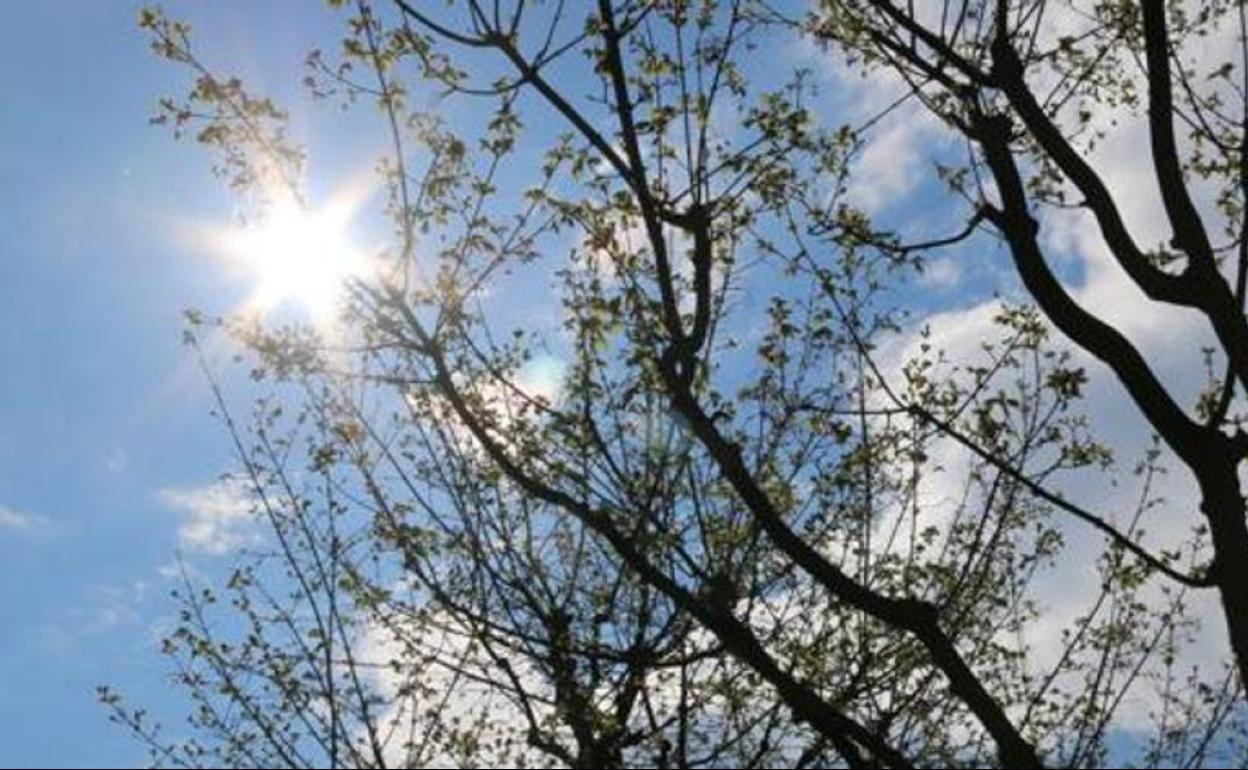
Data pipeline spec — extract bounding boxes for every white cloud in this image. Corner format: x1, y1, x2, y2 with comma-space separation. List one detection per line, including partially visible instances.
848, 106, 944, 215
0, 504, 45, 530
159, 478, 259, 555
356, 611, 545, 768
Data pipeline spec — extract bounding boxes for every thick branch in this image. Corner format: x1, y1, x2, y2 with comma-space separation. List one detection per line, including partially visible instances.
1140, 0, 1215, 266
988, 36, 1196, 305
974, 112, 1213, 469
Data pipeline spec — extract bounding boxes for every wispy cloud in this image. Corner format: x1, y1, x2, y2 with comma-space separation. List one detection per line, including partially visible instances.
158, 478, 258, 555
105, 446, 129, 474
917, 256, 962, 291
0, 504, 46, 531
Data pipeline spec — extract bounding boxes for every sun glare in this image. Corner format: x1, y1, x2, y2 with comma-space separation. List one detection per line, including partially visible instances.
225, 197, 366, 322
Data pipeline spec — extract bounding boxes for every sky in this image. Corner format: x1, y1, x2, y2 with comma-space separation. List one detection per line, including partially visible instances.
0, 1, 1241, 768
0, 3, 359, 766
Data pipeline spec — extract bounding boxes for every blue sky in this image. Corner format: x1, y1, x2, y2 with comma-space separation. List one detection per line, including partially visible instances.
0, 3, 357, 766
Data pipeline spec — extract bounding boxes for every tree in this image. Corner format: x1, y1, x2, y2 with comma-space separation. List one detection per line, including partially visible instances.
807, 0, 1248, 707
103, 2, 1248, 767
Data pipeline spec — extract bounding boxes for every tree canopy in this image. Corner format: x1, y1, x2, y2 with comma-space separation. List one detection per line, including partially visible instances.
103, 1, 1248, 767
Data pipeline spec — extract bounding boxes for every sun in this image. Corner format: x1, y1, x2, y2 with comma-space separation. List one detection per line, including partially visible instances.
224, 196, 366, 322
